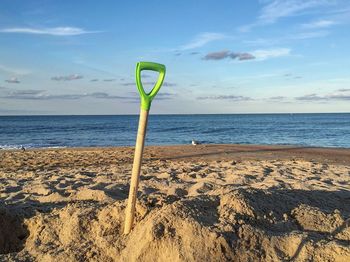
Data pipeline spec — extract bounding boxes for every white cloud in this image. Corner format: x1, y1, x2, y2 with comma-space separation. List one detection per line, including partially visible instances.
180, 33, 226, 50
0, 27, 99, 36
258, 0, 333, 24
1, 90, 176, 101
202, 48, 290, 62
240, 0, 335, 31
295, 92, 350, 101
202, 50, 256, 61
51, 74, 83, 81
5, 77, 20, 83
244, 30, 330, 46
252, 48, 291, 60
290, 30, 330, 40
0, 64, 31, 75
197, 95, 253, 101
301, 19, 337, 29
2, 90, 128, 100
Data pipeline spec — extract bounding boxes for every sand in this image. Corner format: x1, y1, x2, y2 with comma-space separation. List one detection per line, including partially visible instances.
0, 144, 349, 261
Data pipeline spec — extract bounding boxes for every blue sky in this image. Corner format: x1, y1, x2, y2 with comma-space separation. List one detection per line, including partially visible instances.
0, 0, 349, 115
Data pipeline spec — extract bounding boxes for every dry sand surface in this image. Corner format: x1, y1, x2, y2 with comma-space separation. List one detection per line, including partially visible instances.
0, 144, 349, 261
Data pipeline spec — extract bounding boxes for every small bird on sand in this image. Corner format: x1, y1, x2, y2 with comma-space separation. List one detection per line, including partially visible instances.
191, 140, 199, 146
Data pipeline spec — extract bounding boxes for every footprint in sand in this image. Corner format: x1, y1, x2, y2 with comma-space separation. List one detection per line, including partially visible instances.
4, 185, 22, 193
168, 187, 188, 197
56, 181, 73, 189
188, 182, 214, 196
103, 183, 129, 200
263, 167, 274, 176
141, 187, 159, 195
5, 192, 27, 202
79, 171, 96, 178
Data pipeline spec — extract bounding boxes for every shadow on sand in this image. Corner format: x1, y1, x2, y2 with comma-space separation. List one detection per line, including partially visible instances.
1, 186, 349, 260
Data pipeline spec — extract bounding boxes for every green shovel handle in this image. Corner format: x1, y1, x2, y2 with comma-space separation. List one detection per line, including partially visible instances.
136, 61, 166, 111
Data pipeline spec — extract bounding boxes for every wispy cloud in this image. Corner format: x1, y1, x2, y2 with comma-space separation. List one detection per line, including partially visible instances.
240, 0, 335, 31
0, 64, 31, 75
290, 30, 329, 40
0, 27, 99, 36
121, 82, 138, 87
103, 79, 116, 82
203, 50, 256, 61
259, 0, 333, 24
197, 95, 253, 101
269, 96, 287, 100
203, 50, 231, 60
231, 53, 256, 60
295, 93, 350, 101
155, 92, 176, 98
338, 88, 350, 92
121, 81, 176, 87
244, 30, 330, 47
128, 91, 176, 100
2, 90, 127, 100
1, 90, 177, 101
252, 48, 291, 60
5, 77, 21, 83
88, 92, 127, 99
90, 79, 99, 82
51, 74, 83, 81
283, 73, 303, 79
108, 91, 174, 100
180, 33, 226, 50
301, 19, 337, 29
162, 82, 177, 87
3, 90, 44, 98
203, 48, 289, 61
140, 74, 151, 78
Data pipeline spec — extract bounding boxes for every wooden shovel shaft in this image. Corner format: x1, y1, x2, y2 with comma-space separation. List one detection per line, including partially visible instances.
124, 109, 149, 234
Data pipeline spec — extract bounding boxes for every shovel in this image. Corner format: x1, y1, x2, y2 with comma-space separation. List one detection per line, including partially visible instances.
124, 61, 166, 234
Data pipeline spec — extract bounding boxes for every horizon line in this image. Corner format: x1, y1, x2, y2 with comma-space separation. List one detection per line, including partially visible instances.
1, 112, 349, 117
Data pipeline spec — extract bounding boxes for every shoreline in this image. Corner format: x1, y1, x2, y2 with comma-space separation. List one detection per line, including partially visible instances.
1, 144, 349, 165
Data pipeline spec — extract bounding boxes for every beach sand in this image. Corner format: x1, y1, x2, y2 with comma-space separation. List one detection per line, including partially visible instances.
0, 144, 349, 261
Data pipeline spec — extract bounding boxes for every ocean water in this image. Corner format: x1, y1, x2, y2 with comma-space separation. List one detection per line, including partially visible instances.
0, 114, 349, 149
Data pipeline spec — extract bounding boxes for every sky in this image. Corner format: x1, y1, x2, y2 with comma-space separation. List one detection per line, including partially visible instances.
0, 0, 350, 115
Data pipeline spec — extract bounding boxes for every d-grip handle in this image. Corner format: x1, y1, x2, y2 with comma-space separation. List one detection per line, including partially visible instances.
136, 62, 166, 111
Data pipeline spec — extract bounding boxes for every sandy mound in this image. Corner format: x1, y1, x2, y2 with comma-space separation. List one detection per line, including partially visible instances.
1, 188, 350, 261
0, 147, 349, 261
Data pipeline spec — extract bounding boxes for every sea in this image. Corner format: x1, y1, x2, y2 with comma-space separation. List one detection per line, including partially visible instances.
0, 113, 349, 150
